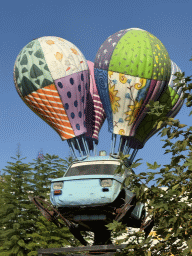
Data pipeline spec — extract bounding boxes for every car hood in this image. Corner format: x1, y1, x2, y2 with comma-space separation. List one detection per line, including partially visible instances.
51, 174, 125, 184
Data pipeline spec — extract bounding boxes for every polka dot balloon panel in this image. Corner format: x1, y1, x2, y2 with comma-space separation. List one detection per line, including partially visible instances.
55, 70, 89, 136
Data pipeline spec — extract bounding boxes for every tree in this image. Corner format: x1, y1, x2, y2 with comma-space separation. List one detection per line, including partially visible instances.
27, 153, 79, 254
0, 144, 37, 256
106, 66, 192, 255
0, 145, 78, 255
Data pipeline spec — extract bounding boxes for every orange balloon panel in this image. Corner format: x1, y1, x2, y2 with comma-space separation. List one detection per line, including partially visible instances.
24, 84, 75, 140
14, 37, 89, 141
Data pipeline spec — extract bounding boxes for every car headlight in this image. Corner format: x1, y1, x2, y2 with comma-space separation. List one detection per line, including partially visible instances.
53, 182, 63, 190
100, 179, 113, 187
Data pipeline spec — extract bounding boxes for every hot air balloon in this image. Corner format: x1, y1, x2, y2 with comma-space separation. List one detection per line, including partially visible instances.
94, 28, 184, 165
13, 37, 106, 158
16, 37, 153, 246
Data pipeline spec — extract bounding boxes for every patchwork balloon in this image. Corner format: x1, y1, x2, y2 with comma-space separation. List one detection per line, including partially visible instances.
94, 28, 184, 162
14, 36, 90, 156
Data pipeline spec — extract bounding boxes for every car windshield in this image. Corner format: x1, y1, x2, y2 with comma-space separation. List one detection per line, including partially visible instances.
65, 164, 119, 177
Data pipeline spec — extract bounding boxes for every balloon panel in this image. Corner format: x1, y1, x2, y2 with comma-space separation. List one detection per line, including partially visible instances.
94, 68, 113, 133
85, 61, 106, 142
55, 71, 88, 137
14, 37, 89, 141
105, 72, 153, 136
24, 84, 75, 139
14, 39, 54, 97
38, 37, 88, 80
94, 28, 130, 71
167, 61, 184, 117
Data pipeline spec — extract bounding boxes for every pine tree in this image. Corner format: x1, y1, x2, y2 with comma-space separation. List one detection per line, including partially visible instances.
0, 146, 78, 255
27, 153, 79, 253
0, 144, 37, 256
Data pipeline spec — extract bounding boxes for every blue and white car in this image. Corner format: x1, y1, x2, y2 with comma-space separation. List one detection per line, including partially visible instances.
50, 154, 146, 245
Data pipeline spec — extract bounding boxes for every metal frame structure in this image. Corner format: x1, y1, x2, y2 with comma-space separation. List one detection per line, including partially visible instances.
30, 195, 154, 255
67, 134, 97, 159
110, 134, 139, 166
38, 244, 127, 255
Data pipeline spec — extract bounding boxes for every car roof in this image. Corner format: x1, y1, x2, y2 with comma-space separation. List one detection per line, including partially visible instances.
72, 155, 120, 164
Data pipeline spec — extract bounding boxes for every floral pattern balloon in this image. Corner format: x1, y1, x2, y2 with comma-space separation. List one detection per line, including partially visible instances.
94, 28, 184, 156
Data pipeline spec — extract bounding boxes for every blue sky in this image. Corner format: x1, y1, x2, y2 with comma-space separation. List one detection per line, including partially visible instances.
0, 0, 192, 183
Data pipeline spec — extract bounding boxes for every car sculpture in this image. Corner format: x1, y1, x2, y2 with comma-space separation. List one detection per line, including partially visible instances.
50, 152, 146, 245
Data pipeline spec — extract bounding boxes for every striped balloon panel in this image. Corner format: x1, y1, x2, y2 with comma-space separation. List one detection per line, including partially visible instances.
85, 60, 106, 142
170, 98, 184, 118
169, 96, 184, 118
91, 92, 106, 141
166, 60, 184, 116
14, 36, 89, 141
54, 70, 88, 136
94, 68, 113, 133
85, 91, 95, 139
85, 61, 97, 140
24, 84, 75, 140
169, 61, 182, 89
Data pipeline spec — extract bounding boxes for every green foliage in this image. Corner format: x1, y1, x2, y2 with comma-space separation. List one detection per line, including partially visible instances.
29, 153, 69, 197
106, 66, 192, 255
0, 147, 76, 255
146, 162, 161, 170
0, 144, 38, 255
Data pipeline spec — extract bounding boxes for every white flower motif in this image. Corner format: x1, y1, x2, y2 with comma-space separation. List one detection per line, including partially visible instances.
65, 60, 71, 66
68, 55, 74, 60
112, 42, 117, 47
97, 54, 100, 59
99, 62, 102, 67
117, 33, 122, 37
104, 60, 109, 65
103, 49, 108, 54
108, 38, 112, 42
